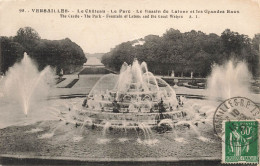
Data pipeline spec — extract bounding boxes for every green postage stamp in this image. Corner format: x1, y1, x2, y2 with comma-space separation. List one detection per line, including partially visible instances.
222, 120, 259, 164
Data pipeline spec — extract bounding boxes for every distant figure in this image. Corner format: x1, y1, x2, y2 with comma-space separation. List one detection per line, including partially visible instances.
60, 69, 64, 76
59, 69, 64, 78
82, 98, 88, 107
78, 74, 80, 79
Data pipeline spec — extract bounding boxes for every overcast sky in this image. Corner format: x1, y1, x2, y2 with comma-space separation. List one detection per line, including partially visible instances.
0, 0, 260, 53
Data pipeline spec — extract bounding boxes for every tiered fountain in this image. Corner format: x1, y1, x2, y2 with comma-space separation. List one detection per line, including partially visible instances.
76, 58, 186, 129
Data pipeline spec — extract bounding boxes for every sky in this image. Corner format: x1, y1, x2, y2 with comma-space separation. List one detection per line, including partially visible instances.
0, 0, 260, 53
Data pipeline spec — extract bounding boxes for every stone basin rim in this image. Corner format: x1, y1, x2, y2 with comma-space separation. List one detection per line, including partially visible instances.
0, 154, 220, 162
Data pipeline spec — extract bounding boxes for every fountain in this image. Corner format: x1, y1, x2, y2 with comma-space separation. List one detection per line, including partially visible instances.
76, 58, 186, 130
207, 60, 252, 100
0, 57, 237, 159
3, 52, 54, 115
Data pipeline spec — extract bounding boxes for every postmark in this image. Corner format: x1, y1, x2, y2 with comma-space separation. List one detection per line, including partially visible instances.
213, 97, 260, 141
213, 97, 260, 164
222, 120, 258, 164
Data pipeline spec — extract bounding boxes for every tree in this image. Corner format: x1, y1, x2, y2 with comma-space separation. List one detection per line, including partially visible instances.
1, 27, 87, 74
32, 38, 86, 73
221, 29, 251, 58
252, 34, 260, 51
0, 37, 24, 73
102, 28, 259, 77
14, 27, 41, 52
251, 34, 260, 76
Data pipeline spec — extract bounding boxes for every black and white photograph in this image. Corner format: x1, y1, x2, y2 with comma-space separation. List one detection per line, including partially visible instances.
0, 0, 260, 165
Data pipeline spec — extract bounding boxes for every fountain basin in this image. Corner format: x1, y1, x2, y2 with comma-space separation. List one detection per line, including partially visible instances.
75, 109, 186, 128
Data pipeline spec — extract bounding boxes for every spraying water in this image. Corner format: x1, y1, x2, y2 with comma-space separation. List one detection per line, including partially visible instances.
207, 60, 252, 100
3, 52, 54, 115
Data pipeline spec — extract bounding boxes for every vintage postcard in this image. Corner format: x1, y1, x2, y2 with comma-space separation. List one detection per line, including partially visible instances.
0, 0, 259, 165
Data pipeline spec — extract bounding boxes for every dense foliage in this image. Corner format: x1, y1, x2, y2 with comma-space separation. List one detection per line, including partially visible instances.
0, 27, 86, 74
102, 29, 260, 77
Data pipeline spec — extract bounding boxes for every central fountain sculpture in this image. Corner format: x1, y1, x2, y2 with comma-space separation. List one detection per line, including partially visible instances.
77, 59, 186, 129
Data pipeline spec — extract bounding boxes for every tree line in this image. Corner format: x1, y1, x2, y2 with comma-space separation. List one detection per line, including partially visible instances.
102, 29, 260, 77
0, 27, 87, 74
